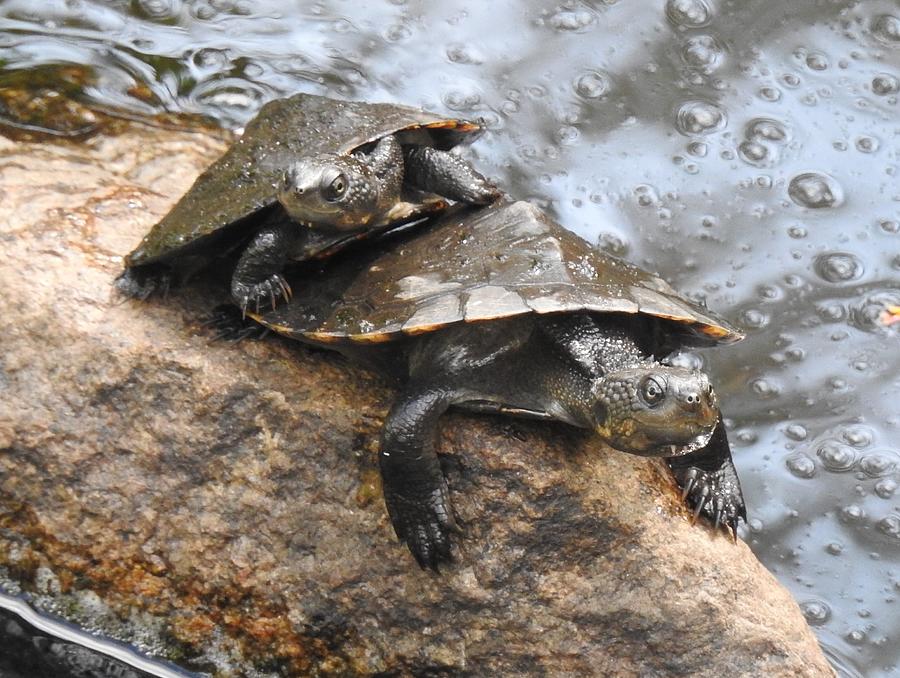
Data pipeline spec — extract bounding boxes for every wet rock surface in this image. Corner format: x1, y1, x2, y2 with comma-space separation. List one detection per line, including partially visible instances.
0, 127, 834, 676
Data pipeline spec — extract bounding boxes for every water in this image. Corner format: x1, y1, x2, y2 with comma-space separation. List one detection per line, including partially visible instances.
1, 0, 899, 675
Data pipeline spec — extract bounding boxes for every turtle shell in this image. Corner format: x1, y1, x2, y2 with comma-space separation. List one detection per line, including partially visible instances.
254, 200, 744, 348
124, 93, 483, 268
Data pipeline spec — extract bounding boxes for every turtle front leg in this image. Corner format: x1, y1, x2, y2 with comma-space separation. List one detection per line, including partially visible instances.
231, 221, 302, 314
403, 145, 500, 204
380, 385, 460, 570
666, 418, 746, 539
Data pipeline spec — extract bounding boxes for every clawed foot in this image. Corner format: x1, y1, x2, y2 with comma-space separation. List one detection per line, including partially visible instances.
383, 480, 460, 571
672, 465, 746, 540
231, 274, 292, 316
202, 304, 269, 342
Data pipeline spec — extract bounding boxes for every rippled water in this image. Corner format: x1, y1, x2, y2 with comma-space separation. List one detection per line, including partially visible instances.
2, 0, 899, 675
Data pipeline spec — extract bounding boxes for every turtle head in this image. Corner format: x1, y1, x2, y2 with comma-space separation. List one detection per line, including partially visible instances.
278, 154, 380, 231
589, 366, 719, 457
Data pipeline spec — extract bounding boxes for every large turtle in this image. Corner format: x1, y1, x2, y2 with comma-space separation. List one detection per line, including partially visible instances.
116, 93, 498, 311
235, 200, 746, 570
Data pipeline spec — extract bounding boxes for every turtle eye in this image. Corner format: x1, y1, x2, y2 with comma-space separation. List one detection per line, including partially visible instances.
639, 376, 666, 406
323, 173, 348, 202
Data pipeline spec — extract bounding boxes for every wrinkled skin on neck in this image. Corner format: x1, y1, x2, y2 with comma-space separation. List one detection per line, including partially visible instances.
589, 365, 719, 456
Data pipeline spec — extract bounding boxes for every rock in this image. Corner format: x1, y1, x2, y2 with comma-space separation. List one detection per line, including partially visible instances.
0, 125, 834, 677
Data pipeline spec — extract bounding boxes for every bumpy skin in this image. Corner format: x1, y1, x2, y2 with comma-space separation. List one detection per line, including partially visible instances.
403, 145, 500, 205
379, 313, 744, 570
278, 135, 405, 231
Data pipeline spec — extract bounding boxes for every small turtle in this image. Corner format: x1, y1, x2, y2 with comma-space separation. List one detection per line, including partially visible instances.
236, 200, 745, 570
116, 93, 498, 311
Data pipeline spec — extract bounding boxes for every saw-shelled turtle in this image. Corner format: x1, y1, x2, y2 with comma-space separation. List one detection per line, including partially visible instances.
233, 200, 746, 569
116, 93, 499, 311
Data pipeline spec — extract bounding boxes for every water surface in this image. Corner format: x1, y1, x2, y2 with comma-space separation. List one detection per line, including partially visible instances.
1, 1, 898, 675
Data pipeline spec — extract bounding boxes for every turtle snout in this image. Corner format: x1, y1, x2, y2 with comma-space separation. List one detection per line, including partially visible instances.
674, 375, 716, 415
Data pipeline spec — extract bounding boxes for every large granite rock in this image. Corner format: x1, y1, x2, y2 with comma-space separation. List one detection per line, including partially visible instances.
0, 125, 834, 676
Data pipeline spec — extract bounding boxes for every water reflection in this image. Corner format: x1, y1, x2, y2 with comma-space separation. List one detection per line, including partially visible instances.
2, 0, 899, 675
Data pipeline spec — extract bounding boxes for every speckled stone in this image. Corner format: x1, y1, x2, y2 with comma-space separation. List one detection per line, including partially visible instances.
0, 125, 834, 677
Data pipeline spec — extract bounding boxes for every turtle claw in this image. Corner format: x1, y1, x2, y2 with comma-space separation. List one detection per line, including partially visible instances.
384, 481, 459, 571
231, 273, 292, 315
673, 464, 745, 538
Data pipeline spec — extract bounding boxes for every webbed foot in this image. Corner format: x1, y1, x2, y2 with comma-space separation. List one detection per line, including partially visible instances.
231, 273, 292, 316
383, 478, 459, 571
666, 419, 746, 539
202, 304, 269, 342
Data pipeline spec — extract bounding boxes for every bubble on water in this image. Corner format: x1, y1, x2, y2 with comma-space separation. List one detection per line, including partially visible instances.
633, 184, 659, 207
786, 452, 816, 478
759, 86, 782, 101
849, 290, 900, 332
191, 2, 216, 19
840, 504, 866, 523
826, 541, 844, 555
871, 14, 900, 45
879, 219, 899, 233
859, 452, 897, 478
875, 478, 897, 499
384, 24, 412, 42
665, 0, 712, 28
787, 225, 807, 238
877, 515, 900, 539
801, 600, 831, 625
855, 136, 880, 153
782, 73, 801, 88
846, 628, 867, 645
446, 43, 484, 65
816, 301, 846, 322
749, 378, 780, 399
597, 232, 629, 256
681, 35, 724, 73
442, 89, 481, 111
788, 172, 843, 208
135, 0, 181, 20
842, 425, 874, 448
740, 308, 769, 329
548, 8, 596, 32
574, 70, 611, 99
785, 424, 808, 441
872, 73, 900, 95
813, 252, 864, 283
738, 141, 771, 167
687, 141, 708, 157
746, 117, 789, 143
817, 441, 858, 472
675, 100, 727, 135
666, 351, 704, 371
805, 52, 829, 70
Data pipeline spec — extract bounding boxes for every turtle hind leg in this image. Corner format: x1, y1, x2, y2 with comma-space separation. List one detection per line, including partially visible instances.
113, 265, 171, 301
666, 418, 746, 539
380, 385, 461, 571
403, 145, 500, 205
231, 221, 301, 315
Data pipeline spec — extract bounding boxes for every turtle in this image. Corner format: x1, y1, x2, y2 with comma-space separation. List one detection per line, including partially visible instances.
231, 200, 746, 570
115, 93, 499, 311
